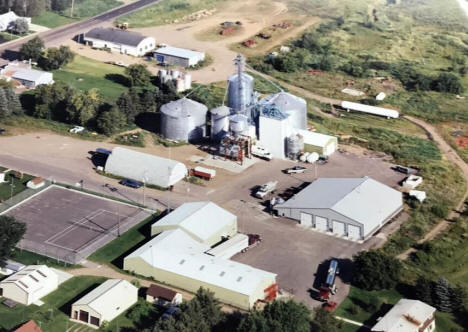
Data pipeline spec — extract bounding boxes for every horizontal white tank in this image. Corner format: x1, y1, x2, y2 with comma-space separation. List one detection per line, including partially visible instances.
341, 101, 399, 119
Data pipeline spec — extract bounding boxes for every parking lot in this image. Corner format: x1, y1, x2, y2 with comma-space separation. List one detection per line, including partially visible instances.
4, 185, 153, 263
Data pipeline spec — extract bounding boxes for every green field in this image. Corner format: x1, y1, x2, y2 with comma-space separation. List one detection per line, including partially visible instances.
53, 55, 129, 101
0, 171, 34, 202
0, 276, 105, 332
88, 214, 157, 266
115, 0, 225, 27
31, 11, 79, 28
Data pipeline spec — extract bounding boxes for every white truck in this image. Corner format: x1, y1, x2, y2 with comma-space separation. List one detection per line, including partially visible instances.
255, 181, 278, 199
251, 145, 273, 160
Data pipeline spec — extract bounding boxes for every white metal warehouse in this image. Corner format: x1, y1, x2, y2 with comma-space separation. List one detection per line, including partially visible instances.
0, 265, 58, 305
104, 147, 188, 188
70, 279, 138, 328
124, 202, 277, 310
154, 46, 205, 67
274, 177, 403, 241
295, 129, 338, 156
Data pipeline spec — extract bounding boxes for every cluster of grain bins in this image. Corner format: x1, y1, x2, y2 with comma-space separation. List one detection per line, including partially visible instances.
158, 69, 192, 92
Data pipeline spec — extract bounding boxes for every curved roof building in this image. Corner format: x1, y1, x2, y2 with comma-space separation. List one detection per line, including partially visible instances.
259, 92, 308, 129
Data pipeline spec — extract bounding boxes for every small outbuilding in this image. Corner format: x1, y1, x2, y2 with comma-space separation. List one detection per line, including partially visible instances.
12, 69, 53, 88
27, 177, 45, 190
295, 129, 338, 156
104, 147, 188, 188
371, 299, 436, 332
13, 320, 43, 332
0, 265, 58, 305
274, 177, 403, 241
146, 284, 182, 306
154, 46, 205, 67
83, 27, 155, 56
71, 279, 138, 328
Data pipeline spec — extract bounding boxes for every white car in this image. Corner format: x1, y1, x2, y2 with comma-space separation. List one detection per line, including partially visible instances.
69, 126, 84, 134
252, 145, 273, 160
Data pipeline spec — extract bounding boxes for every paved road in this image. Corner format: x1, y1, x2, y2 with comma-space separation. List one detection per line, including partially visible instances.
0, 0, 159, 58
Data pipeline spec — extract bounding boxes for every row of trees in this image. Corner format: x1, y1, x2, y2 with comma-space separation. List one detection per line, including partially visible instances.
0, 215, 26, 268
150, 288, 341, 332
0, 81, 23, 118
0, 0, 46, 17
19, 37, 74, 70
414, 277, 466, 313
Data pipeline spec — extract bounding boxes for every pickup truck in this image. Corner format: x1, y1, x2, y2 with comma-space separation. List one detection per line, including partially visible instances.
255, 181, 278, 199
251, 145, 273, 160
284, 166, 306, 174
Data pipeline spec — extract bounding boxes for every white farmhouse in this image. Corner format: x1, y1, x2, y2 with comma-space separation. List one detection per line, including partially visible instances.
83, 27, 155, 56
0, 265, 58, 305
71, 279, 138, 328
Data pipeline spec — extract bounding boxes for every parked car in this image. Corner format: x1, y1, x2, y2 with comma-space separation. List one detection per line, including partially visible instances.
120, 179, 142, 188
251, 145, 273, 160
69, 126, 84, 134
161, 306, 180, 320
284, 166, 306, 174
255, 181, 278, 199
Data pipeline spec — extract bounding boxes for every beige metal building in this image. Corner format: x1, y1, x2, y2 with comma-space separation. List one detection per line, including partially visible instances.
70, 279, 138, 328
0, 265, 58, 305
125, 202, 277, 310
151, 201, 237, 246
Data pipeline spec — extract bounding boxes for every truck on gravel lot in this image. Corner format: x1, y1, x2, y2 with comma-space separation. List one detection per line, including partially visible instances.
252, 145, 273, 160
255, 181, 278, 199
318, 259, 339, 301
191, 166, 216, 180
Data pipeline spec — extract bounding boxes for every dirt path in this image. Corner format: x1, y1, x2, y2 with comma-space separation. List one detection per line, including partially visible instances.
397, 115, 468, 260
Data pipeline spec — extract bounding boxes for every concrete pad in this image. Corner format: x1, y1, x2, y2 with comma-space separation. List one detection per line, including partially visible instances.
190, 154, 258, 174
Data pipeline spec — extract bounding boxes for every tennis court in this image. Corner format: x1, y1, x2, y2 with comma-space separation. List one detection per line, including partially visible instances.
4, 185, 153, 263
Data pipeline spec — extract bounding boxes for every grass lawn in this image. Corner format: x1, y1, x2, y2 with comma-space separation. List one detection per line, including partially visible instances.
88, 213, 158, 266
31, 11, 79, 28
11, 249, 82, 269
0, 171, 34, 202
115, 0, 224, 27
0, 276, 105, 332
113, 131, 146, 147
335, 286, 403, 325
53, 55, 129, 101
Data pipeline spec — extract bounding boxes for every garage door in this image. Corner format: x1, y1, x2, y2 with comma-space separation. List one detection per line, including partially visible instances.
300, 213, 313, 227
332, 221, 345, 236
314, 216, 328, 231
348, 225, 361, 240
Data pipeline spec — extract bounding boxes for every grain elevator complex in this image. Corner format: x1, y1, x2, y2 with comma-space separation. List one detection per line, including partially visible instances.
158, 55, 337, 161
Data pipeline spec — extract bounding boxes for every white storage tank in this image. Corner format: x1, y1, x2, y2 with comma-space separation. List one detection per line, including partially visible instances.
306, 152, 319, 163
227, 72, 254, 112
229, 114, 249, 135
210, 106, 231, 142
259, 92, 307, 130
160, 98, 208, 142
286, 133, 304, 159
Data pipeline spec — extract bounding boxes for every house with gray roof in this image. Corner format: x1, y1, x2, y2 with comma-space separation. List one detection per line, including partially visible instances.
83, 27, 155, 56
274, 177, 403, 241
12, 68, 53, 88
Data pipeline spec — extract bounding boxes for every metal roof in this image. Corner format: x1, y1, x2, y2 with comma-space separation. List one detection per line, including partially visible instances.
0, 265, 57, 294
160, 98, 207, 118
73, 279, 137, 318
84, 27, 149, 47
371, 299, 436, 332
151, 202, 236, 243
295, 129, 337, 148
147, 284, 178, 301
275, 177, 403, 234
154, 46, 205, 60
341, 101, 399, 119
12, 69, 51, 82
105, 147, 188, 188
260, 104, 288, 120
259, 92, 306, 111
210, 105, 231, 117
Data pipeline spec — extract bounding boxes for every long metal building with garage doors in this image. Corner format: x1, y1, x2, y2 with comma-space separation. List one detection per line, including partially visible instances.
274, 177, 403, 241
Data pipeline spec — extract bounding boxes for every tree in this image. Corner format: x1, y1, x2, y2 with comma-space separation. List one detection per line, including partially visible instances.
19, 36, 44, 61
413, 276, 434, 306
434, 277, 453, 312
11, 17, 29, 35
0, 88, 10, 118
116, 89, 140, 123
0, 215, 27, 268
4, 88, 22, 115
125, 64, 152, 87
352, 250, 402, 290
431, 73, 464, 94
39, 46, 74, 70
450, 284, 467, 314
310, 307, 342, 332
96, 107, 126, 135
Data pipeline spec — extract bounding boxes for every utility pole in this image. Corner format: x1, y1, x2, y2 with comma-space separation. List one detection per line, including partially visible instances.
70, 0, 75, 18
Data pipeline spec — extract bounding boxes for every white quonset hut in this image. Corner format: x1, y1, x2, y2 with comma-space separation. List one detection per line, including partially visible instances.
124, 202, 277, 310
0, 265, 58, 305
295, 129, 338, 156
259, 92, 307, 130
84, 27, 155, 56
275, 177, 403, 241
71, 279, 138, 328
104, 147, 188, 188
371, 299, 436, 332
160, 98, 208, 142
154, 46, 205, 67
151, 201, 237, 246
341, 101, 399, 119
12, 69, 53, 88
